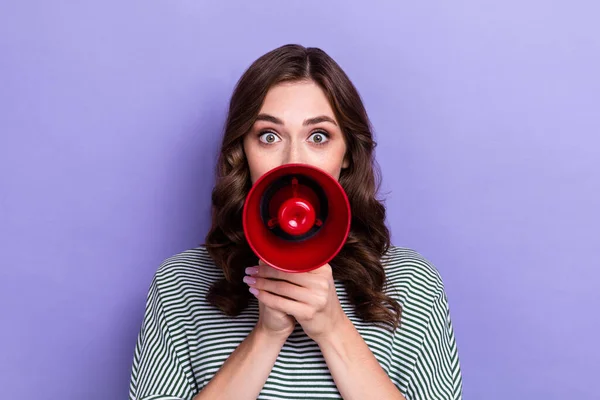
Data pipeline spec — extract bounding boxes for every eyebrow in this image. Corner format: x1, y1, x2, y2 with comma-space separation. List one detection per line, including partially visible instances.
255, 113, 338, 127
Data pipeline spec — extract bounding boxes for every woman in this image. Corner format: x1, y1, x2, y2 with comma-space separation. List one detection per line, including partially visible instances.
129, 44, 462, 400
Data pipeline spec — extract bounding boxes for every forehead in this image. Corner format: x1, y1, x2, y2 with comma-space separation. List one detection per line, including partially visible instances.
259, 81, 336, 120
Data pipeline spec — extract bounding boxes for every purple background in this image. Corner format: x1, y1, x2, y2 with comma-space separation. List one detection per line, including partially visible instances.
1, 1, 599, 399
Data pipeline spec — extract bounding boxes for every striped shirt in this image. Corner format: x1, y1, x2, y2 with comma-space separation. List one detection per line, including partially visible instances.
129, 245, 462, 399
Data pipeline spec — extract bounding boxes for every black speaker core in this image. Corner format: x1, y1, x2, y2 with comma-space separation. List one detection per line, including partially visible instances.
259, 174, 329, 242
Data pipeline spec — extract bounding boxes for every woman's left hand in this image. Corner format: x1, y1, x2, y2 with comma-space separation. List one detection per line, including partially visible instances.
244, 262, 347, 344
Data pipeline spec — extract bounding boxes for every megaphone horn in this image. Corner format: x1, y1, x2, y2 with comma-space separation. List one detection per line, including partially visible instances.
243, 163, 351, 273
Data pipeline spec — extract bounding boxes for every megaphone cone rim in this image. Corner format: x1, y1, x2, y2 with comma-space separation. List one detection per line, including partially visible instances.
242, 163, 351, 273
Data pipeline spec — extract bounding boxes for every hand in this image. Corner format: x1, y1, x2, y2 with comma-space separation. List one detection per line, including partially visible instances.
245, 260, 296, 340
244, 262, 346, 343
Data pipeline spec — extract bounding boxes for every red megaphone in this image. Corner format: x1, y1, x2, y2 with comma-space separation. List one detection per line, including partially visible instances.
242, 163, 351, 273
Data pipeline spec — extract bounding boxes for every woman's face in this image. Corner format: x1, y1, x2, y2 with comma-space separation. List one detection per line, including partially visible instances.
243, 80, 349, 184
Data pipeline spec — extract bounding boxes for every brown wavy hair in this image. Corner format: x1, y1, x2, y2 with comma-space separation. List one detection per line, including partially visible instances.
202, 44, 401, 330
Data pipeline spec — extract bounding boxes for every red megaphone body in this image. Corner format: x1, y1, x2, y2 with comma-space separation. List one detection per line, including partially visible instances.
242, 164, 351, 273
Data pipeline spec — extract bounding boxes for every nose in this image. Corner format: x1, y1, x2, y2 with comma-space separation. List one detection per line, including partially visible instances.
282, 140, 305, 165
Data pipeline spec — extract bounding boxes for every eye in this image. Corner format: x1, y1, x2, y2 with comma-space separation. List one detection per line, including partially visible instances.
308, 131, 329, 145
258, 131, 281, 144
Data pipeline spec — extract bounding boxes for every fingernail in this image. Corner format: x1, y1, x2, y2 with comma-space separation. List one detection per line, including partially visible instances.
249, 287, 259, 296
245, 267, 259, 275
243, 276, 256, 285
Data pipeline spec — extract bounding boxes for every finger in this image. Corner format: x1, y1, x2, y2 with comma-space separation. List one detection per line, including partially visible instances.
253, 261, 319, 287
251, 288, 310, 319
305, 263, 333, 276
250, 276, 313, 304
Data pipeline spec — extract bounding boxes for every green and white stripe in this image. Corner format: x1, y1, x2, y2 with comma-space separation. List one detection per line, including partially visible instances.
129, 246, 462, 399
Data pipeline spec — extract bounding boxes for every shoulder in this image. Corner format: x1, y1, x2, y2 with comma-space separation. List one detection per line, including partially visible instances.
152, 246, 223, 296
382, 245, 446, 306
383, 247, 463, 397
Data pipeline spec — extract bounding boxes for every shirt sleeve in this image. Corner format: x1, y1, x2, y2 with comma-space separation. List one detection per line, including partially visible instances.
404, 289, 463, 400
128, 275, 197, 400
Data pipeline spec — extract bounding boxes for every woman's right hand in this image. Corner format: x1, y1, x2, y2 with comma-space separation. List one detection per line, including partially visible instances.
246, 260, 296, 339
